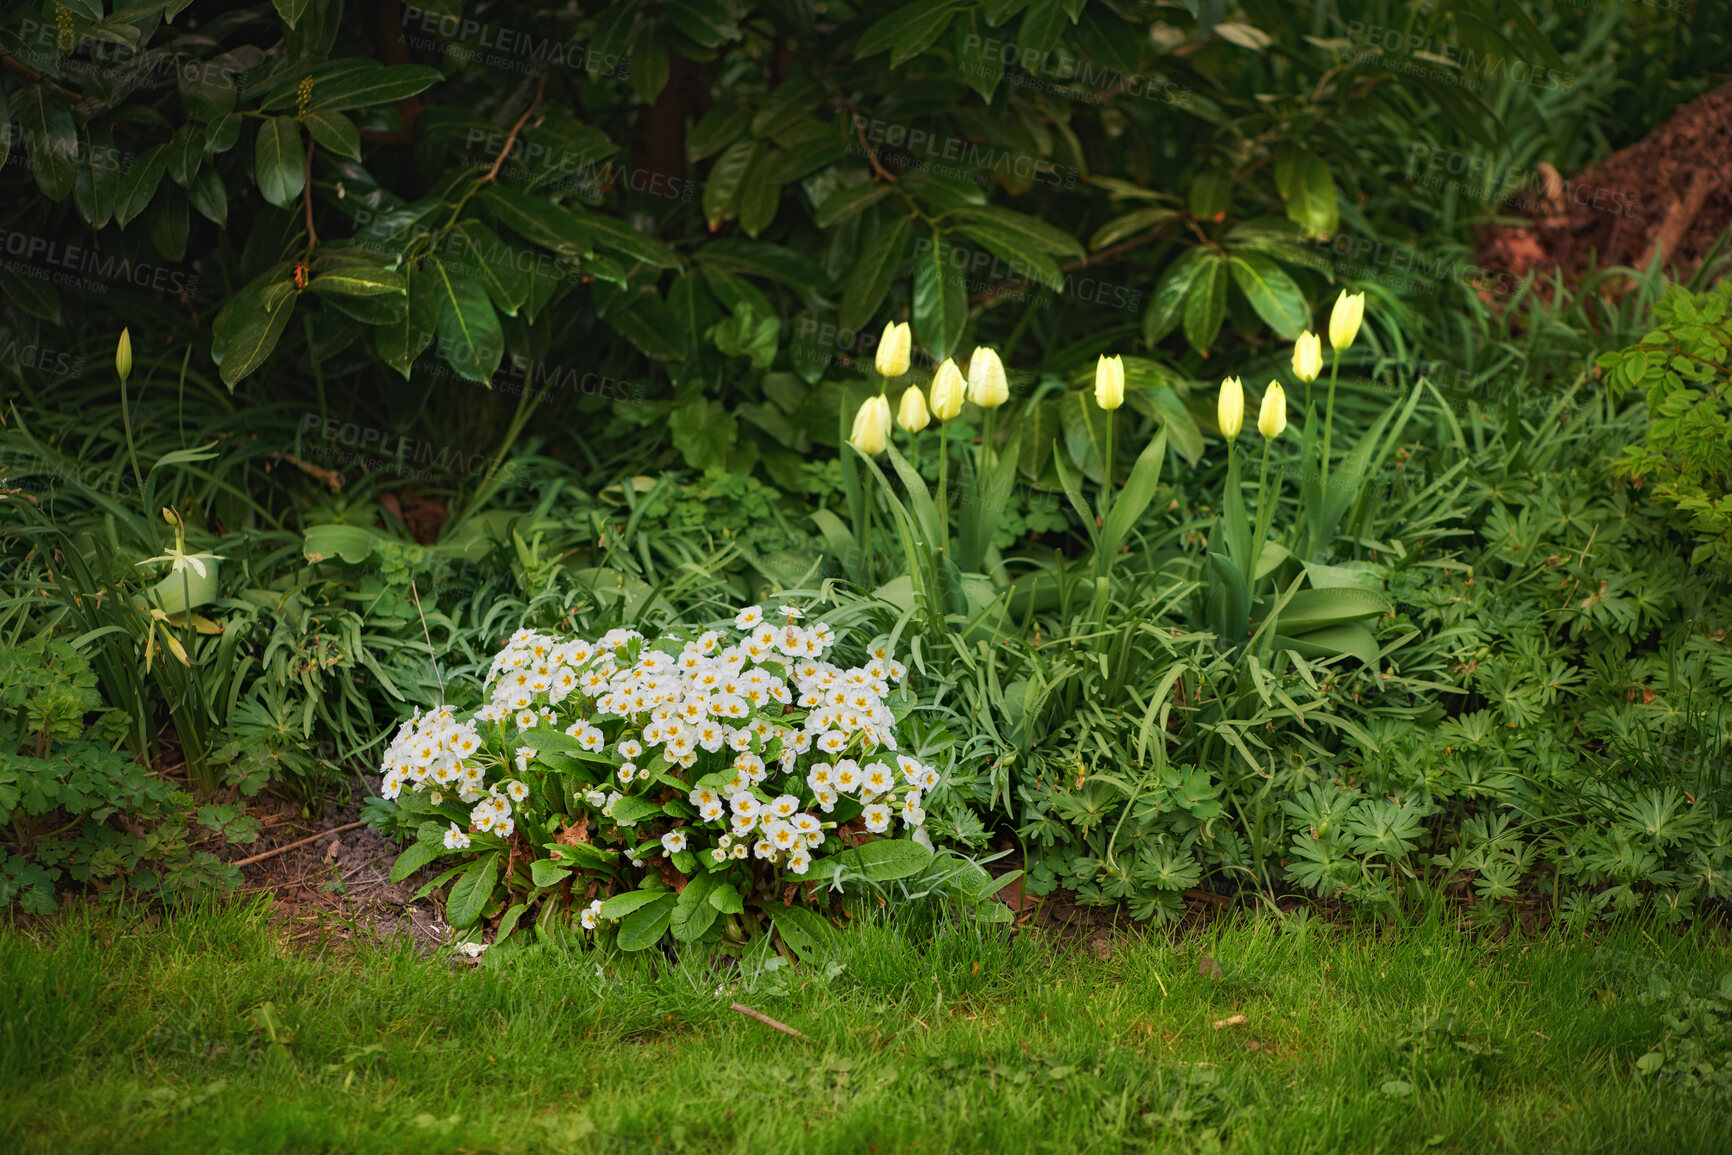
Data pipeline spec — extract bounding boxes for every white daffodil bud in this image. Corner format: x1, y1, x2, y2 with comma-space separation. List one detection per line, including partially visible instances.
1292, 330, 1322, 383
967, 346, 1009, 408
1094, 353, 1125, 411
1258, 381, 1287, 439
928, 358, 966, 421
1328, 290, 1365, 352
849, 394, 893, 455
875, 320, 912, 378
897, 385, 929, 433
1218, 376, 1244, 441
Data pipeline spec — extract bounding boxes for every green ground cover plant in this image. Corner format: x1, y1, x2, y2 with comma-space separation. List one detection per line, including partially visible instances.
2, 900, 1730, 1154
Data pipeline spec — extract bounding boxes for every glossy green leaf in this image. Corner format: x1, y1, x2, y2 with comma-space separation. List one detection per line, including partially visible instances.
254, 117, 306, 210
480, 186, 593, 256
452, 221, 532, 316
302, 63, 443, 113
114, 145, 169, 228
17, 86, 77, 202
1181, 253, 1228, 354
839, 215, 912, 332
666, 0, 741, 48
573, 206, 681, 268
1143, 246, 1213, 347
211, 269, 298, 388
1279, 147, 1337, 239
631, 23, 671, 104
1018, 0, 1070, 58
1227, 252, 1308, 339
912, 233, 967, 361
857, 0, 967, 65
272, 0, 312, 30
704, 138, 759, 228
1090, 206, 1179, 251
303, 109, 361, 161
376, 266, 439, 379
429, 260, 505, 382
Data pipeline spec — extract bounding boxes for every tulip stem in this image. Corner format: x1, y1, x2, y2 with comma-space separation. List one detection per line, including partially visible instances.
1320, 348, 1341, 494
1101, 410, 1115, 524
936, 419, 951, 590
1252, 438, 1274, 584
982, 407, 996, 482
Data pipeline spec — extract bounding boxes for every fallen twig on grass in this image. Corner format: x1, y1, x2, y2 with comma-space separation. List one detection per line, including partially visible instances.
730, 1002, 810, 1041
231, 820, 368, 867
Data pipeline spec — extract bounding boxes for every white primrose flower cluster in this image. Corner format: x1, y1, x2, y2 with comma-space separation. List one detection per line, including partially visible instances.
377, 606, 940, 934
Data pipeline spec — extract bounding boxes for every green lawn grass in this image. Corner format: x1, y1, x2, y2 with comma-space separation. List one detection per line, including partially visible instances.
2, 901, 1728, 1154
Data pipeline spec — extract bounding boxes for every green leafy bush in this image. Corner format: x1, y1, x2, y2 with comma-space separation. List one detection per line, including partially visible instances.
0, 638, 257, 912
1602, 279, 1732, 574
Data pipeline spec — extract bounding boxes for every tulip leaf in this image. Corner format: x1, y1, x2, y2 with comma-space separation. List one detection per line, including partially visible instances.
1101, 427, 1169, 559
1277, 622, 1381, 666
1271, 586, 1391, 635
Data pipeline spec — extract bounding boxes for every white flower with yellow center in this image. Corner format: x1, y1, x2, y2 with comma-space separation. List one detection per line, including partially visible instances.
833, 760, 861, 792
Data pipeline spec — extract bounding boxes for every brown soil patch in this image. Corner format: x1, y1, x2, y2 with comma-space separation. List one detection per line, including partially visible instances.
220, 783, 448, 955
1476, 80, 1732, 290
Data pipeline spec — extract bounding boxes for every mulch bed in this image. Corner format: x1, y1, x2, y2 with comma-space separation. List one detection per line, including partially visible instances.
1475, 80, 1732, 292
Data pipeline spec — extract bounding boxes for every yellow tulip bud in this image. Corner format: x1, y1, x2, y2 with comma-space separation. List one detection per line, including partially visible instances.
1094, 353, 1125, 411
1217, 376, 1244, 441
1291, 330, 1321, 383
928, 358, 966, 421
849, 394, 894, 455
966, 346, 1008, 408
1258, 382, 1287, 439
875, 320, 912, 378
116, 328, 133, 382
1328, 290, 1365, 352
897, 385, 929, 433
